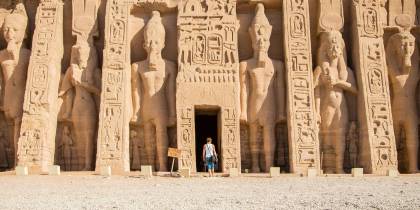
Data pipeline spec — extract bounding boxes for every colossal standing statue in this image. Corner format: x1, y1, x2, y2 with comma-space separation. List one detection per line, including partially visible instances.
314, 30, 357, 174
0, 5, 30, 164
240, 3, 286, 173
58, 40, 101, 171
131, 11, 177, 172
386, 22, 419, 173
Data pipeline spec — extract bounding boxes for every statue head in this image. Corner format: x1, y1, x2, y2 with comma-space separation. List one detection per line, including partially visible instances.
249, 3, 272, 54
144, 11, 165, 57
71, 40, 92, 69
321, 30, 345, 60
2, 12, 27, 45
388, 31, 415, 67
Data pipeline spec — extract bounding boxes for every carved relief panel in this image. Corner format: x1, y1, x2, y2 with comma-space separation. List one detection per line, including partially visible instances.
95, 0, 130, 173
351, 0, 398, 174
17, 0, 63, 172
283, 0, 321, 174
177, 0, 241, 173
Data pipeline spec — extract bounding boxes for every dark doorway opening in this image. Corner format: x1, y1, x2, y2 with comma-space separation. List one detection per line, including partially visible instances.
195, 109, 220, 172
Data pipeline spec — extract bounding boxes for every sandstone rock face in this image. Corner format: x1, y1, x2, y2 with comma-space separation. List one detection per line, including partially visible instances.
0, 0, 419, 175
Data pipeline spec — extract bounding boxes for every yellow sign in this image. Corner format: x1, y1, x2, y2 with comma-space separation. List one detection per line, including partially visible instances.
167, 148, 181, 158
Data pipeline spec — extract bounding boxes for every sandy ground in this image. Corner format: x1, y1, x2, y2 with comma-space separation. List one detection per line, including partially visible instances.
0, 172, 419, 210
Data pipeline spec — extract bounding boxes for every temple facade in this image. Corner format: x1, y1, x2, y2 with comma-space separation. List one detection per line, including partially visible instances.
0, 0, 419, 175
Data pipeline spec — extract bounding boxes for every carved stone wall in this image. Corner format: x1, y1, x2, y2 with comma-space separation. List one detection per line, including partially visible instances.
2, 0, 420, 175
176, 0, 241, 173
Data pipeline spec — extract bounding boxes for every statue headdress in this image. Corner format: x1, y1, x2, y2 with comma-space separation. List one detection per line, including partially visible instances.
144, 11, 165, 43
249, 3, 272, 38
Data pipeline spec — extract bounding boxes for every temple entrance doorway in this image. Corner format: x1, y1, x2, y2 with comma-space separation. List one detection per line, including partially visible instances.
195, 108, 221, 172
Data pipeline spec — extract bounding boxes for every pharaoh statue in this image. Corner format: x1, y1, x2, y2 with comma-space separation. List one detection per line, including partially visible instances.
386, 20, 419, 173
239, 3, 286, 173
0, 5, 30, 165
131, 11, 176, 172
58, 39, 101, 171
314, 30, 357, 174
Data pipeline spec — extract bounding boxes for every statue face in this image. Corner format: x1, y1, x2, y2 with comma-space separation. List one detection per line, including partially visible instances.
75, 45, 90, 69
144, 35, 164, 55
3, 18, 26, 44
327, 42, 342, 60
251, 25, 270, 53
398, 37, 415, 60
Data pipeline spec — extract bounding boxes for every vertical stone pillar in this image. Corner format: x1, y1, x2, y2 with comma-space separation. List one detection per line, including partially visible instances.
283, 0, 321, 174
95, 0, 131, 173
17, 0, 63, 173
351, 0, 398, 174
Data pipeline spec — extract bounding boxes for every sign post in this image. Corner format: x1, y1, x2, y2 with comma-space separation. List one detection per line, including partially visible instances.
167, 148, 181, 176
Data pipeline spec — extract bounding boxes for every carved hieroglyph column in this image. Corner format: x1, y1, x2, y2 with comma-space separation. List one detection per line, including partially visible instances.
177, 0, 241, 173
17, 0, 63, 172
351, 0, 398, 174
283, 0, 321, 174
95, 0, 131, 173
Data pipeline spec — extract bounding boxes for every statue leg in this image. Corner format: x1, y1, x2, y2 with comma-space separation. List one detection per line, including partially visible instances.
249, 123, 260, 173
334, 128, 346, 174
73, 118, 95, 171
263, 124, 275, 172
404, 118, 419, 173
143, 122, 155, 169
156, 123, 169, 171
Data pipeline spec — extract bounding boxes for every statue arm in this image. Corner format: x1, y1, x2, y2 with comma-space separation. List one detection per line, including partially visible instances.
57, 68, 75, 121
313, 66, 322, 118
239, 61, 248, 123
335, 58, 357, 94
131, 63, 141, 123
275, 61, 286, 122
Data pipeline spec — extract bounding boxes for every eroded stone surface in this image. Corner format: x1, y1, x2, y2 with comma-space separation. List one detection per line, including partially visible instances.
0, 0, 418, 175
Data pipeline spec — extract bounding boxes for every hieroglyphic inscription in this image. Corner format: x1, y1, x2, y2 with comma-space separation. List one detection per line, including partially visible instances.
95, 0, 130, 172
177, 0, 238, 83
352, 0, 397, 174
178, 107, 194, 170
177, 0, 240, 172
222, 108, 240, 171
17, 0, 63, 172
283, 0, 320, 174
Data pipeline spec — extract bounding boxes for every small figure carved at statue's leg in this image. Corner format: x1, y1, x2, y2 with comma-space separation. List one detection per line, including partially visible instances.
263, 124, 275, 172
249, 123, 260, 173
